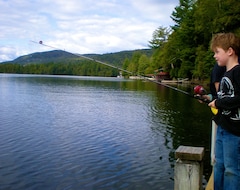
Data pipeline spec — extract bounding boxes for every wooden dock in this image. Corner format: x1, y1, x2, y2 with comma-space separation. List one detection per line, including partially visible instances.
205, 172, 213, 190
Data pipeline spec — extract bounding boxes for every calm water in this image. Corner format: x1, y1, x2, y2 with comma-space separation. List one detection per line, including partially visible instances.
0, 74, 213, 190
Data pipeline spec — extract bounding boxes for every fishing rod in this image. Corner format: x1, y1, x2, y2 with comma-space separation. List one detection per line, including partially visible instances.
31, 40, 217, 114
150, 79, 217, 114
149, 79, 210, 103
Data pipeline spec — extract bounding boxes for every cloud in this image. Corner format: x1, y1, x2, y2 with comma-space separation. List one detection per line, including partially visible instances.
0, 0, 179, 62
0, 46, 17, 62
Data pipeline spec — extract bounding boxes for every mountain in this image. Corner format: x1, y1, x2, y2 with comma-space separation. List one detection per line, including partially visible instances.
3, 50, 77, 65
2, 49, 153, 66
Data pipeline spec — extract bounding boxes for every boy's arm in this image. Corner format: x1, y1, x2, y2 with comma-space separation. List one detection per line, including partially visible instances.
215, 96, 240, 110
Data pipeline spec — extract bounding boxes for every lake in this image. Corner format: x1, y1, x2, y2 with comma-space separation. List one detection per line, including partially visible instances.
0, 74, 213, 190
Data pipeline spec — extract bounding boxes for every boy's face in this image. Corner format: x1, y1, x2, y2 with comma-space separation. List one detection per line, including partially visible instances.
213, 47, 229, 67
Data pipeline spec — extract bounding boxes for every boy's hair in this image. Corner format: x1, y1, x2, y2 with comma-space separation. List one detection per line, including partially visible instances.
210, 32, 240, 56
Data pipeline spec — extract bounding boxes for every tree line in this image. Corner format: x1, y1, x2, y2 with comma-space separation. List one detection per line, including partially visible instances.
0, 61, 118, 77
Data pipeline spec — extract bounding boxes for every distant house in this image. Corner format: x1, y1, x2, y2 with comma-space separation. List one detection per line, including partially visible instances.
155, 71, 171, 81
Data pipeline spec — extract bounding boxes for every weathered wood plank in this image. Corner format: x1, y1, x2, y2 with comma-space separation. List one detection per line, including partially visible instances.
174, 159, 202, 190
175, 145, 204, 161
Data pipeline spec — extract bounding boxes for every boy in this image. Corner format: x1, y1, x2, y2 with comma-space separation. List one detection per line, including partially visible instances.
209, 32, 240, 190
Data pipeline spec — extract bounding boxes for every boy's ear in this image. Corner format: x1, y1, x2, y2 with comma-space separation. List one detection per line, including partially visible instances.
228, 47, 234, 55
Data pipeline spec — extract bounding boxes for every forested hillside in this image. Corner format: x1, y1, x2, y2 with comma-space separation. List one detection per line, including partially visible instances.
0, 49, 153, 77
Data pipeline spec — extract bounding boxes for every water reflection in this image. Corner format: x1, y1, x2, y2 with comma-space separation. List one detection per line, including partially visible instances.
148, 83, 213, 180
0, 74, 212, 189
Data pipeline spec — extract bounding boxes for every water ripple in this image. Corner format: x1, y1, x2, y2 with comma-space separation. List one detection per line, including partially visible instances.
0, 75, 212, 190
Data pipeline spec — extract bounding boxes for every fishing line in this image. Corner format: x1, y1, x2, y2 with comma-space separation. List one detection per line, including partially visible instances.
150, 79, 210, 103
151, 79, 217, 114
31, 40, 217, 114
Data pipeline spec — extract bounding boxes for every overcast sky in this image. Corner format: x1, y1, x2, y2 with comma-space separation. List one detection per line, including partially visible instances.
0, 0, 179, 62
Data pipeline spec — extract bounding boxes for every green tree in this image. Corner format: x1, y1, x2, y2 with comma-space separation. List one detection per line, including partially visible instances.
148, 26, 171, 49
154, 0, 196, 78
127, 52, 141, 75
171, 0, 195, 30
213, 0, 240, 33
138, 54, 150, 75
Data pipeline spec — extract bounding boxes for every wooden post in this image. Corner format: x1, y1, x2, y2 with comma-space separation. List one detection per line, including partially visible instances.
174, 145, 205, 190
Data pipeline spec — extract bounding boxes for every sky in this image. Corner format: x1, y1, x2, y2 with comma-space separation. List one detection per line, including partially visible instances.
0, 0, 179, 62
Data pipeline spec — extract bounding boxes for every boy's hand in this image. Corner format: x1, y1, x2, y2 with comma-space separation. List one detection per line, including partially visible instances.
194, 94, 210, 103
202, 94, 211, 101
208, 99, 217, 108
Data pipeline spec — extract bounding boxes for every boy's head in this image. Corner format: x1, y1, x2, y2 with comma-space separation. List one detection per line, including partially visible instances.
210, 32, 240, 56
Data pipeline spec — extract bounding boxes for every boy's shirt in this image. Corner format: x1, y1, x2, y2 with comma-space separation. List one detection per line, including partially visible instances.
214, 64, 240, 136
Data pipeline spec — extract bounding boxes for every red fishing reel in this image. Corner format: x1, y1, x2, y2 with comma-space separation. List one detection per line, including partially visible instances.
193, 85, 218, 115
194, 85, 207, 95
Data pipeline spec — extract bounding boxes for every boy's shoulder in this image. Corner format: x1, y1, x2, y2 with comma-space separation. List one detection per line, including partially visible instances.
224, 65, 240, 81
229, 65, 240, 85
233, 64, 240, 73
228, 64, 240, 73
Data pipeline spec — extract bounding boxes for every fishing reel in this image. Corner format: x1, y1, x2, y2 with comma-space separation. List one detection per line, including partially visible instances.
194, 85, 207, 95
193, 85, 208, 103
193, 85, 218, 115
